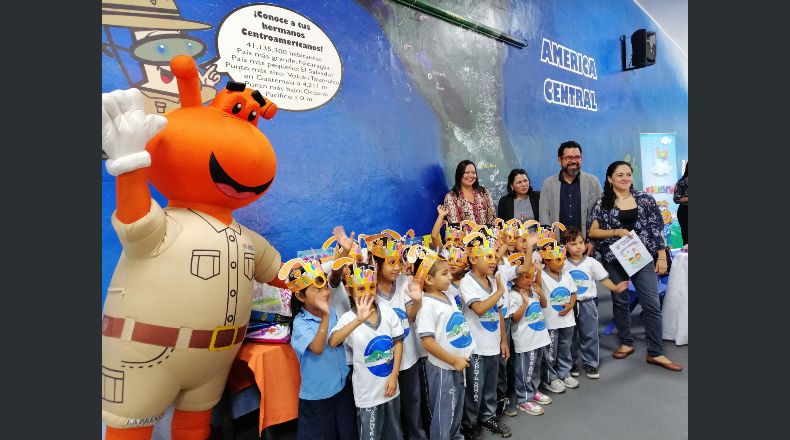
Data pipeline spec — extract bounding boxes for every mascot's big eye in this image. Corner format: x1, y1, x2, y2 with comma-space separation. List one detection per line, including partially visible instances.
247, 111, 257, 121
232, 103, 242, 114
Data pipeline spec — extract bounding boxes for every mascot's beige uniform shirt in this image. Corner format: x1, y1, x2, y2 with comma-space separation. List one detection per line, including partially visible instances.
101, 200, 280, 428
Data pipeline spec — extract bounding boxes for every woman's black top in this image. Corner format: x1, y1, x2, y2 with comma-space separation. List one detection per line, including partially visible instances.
619, 208, 638, 231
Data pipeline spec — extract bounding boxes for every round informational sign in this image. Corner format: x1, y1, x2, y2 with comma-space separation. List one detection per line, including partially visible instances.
215, 4, 342, 111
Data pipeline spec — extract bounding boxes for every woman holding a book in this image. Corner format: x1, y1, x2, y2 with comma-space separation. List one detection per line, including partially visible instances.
587, 161, 682, 372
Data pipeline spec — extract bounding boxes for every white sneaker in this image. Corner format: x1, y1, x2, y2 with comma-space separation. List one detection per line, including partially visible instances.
541, 379, 566, 393
560, 376, 579, 389
532, 391, 552, 405
517, 401, 544, 416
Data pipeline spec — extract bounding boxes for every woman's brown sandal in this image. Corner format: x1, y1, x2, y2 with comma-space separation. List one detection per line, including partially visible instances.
612, 346, 635, 359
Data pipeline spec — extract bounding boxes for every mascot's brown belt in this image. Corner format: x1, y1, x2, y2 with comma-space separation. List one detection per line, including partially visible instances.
102, 315, 247, 351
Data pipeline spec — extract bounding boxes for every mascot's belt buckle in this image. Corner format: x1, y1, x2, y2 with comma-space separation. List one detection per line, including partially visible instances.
209, 325, 238, 351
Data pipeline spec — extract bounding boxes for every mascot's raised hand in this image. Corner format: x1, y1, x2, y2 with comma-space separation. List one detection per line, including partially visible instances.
101, 88, 167, 176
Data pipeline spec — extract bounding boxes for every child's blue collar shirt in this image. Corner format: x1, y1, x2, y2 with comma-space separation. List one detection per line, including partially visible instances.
291, 307, 350, 400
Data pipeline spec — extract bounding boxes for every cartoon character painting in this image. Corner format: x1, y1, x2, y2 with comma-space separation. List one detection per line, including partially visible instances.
101, 54, 283, 440
102, 0, 221, 121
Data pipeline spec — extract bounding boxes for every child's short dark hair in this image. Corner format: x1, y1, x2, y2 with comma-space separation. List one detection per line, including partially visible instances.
561, 227, 584, 245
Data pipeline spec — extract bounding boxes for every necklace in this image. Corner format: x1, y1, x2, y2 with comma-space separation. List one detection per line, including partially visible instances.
615, 193, 632, 200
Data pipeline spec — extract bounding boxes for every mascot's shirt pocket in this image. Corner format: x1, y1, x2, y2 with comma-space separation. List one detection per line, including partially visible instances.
191, 250, 221, 280
244, 253, 255, 280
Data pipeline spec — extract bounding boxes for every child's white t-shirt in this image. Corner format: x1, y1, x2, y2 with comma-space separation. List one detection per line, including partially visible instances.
416, 293, 476, 370
509, 290, 551, 353
562, 256, 610, 301
459, 272, 504, 356
375, 274, 420, 369
331, 303, 404, 408
540, 269, 577, 329
446, 282, 464, 313
497, 262, 519, 319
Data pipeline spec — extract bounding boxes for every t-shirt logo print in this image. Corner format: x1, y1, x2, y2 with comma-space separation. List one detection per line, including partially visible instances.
446, 312, 473, 348
569, 270, 589, 295
525, 302, 547, 331
480, 304, 500, 332
550, 287, 571, 311
363, 335, 395, 377
393, 307, 410, 337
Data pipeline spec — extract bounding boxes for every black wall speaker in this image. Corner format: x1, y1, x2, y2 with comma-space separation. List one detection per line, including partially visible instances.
631, 29, 656, 68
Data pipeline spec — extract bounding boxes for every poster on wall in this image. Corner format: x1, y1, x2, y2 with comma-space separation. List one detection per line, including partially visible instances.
101, 1, 343, 157
639, 133, 682, 248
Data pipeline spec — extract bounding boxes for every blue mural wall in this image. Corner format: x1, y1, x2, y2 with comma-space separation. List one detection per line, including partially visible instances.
102, 0, 688, 302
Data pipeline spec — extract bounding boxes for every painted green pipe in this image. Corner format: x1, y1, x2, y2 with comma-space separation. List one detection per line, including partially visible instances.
389, 0, 527, 48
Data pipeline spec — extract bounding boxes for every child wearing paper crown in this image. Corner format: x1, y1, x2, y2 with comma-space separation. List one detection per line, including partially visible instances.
442, 244, 468, 312
281, 257, 357, 440
458, 231, 533, 439
329, 258, 404, 440
561, 227, 629, 379
507, 253, 553, 416
366, 230, 428, 440
538, 239, 579, 394
493, 220, 540, 417
410, 246, 475, 440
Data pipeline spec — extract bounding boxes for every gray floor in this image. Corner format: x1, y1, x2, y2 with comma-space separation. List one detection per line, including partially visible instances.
492, 290, 689, 440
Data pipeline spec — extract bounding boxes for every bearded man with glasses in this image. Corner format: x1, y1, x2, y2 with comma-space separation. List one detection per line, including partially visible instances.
538, 141, 602, 256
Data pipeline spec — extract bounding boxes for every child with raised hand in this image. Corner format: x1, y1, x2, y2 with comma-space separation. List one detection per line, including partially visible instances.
283, 257, 357, 440
442, 244, 468, 312
458, 232, 530, 440
494, 225, 539, 417
431, 204, 450, 250
508, 256, 553, 416
365, 232, 428, 440
561, 227, 629, 379
329, 258, 404, 440
409, 247, 475, 440
324, 225, 367, 369
538, 241, 579, 394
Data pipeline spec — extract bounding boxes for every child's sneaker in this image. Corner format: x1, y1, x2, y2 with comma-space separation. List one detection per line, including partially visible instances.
517, 401, 545, 416
502, 397, 518, 417
570, 364, 580, 377
461, 424, 482, 440
541, 379, 566, 393
480, 417, 512, 438
585, 366, 600, 379
560, 376, 580, 389
533, 391, 552, 405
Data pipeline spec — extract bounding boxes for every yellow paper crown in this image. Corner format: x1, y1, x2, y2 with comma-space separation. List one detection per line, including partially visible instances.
277, 257, 328, 293
507, 252, 527, 266
322, 233, 367, 263
382, 228, 415, 244
365, 233, 404, 260
333, 257, 377, 294
518, 220, 540, 237
442, 243, 467, 265
539, 240, 566, 260
444, 221, 465, 246
406, 245, 444, 280
463, 232, 496, 258
537, 222, 566, 246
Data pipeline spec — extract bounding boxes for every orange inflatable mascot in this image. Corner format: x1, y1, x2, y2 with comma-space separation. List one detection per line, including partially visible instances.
101, 55, 286, 440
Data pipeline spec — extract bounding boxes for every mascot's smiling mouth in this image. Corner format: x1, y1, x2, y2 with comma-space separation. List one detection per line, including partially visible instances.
209, 152, 272, 199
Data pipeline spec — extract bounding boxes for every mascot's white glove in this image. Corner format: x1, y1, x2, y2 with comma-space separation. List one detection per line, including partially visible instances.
102, 88, 168, 176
